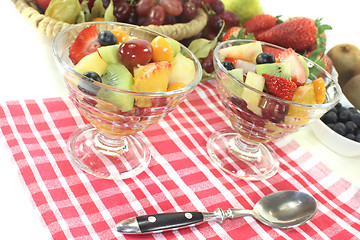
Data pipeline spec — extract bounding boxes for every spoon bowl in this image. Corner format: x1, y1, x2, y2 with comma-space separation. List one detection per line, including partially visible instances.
251, 190, 317, 228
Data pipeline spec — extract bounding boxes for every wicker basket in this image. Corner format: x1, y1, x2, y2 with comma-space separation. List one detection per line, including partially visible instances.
12, 0, 208, 40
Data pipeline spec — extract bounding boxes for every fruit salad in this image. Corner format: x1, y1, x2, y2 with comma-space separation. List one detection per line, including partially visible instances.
69, 24, 195, 101
61, 23, 199, 136
214, 40, 340, 142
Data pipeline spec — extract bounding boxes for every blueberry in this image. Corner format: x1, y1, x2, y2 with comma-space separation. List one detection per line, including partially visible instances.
83, 71, 102, 83
78, 71, 102, 96
345, 121, 357, 134
256, 53, 275, 64
321, 111, 337, 124
350, 113, 360, 127
335, 103, 342, 109
222, 61, 235, 70
338, 109, 351, 122
98, 30, 118, 46
333, 122, 346, 136
349, 107, 358, 114
346, 133, 356, 140
328, 107, 337, 114
356, 133, 360, 143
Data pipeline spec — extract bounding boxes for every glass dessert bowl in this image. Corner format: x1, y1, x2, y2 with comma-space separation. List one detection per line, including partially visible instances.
53, 22, 202, 180
207, 40, 341, 181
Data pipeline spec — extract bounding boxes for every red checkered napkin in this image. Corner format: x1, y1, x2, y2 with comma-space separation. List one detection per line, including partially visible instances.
0, 80, 360, 239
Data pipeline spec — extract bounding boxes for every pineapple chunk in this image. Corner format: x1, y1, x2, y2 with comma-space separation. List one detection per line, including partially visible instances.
242, 72, 265, 112
219, 41, 263, 64
169, 53, 196, 86
74, 52, 108, 76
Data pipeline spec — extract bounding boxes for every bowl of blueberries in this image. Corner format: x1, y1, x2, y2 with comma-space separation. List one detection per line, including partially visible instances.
311, 95, 360, 157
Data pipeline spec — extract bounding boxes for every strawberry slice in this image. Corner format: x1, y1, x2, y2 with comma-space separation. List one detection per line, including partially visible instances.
278, 48, 307, 86
263, 73, 297, 101
69, 24, 101, 65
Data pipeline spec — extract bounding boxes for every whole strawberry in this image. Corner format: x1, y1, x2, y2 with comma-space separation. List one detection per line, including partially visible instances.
255, 18, 317, 52
243, 14, 279, 34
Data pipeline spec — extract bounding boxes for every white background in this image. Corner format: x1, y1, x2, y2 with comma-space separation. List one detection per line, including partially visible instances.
1, 0, 360, 238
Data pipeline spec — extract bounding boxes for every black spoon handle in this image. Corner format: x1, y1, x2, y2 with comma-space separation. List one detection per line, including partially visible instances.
138, 212, 204, 233
117, 212, 205, 234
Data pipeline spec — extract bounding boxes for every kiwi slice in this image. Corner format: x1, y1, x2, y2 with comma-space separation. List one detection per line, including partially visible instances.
97, 63, 134, 112
256, 62, 292, 80
97, 45, 120, 64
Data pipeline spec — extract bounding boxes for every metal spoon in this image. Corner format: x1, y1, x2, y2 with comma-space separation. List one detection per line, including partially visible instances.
116, 190, 317, 234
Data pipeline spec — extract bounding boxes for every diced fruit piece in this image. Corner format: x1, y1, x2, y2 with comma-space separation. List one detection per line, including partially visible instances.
291, 83, 317, 104
312, 77, 326, 104
263, 74, 297, 101
97, 63, 134, 112
151, 36, 174, 62
169, 53, 195, 86
260, 98, 289, 123
256, 52, 275, 64
134, 61, 171, 107
278, 48, 307, 86
256, 62, 291, 80
134, 61, 171, 92
118, 39, 152, 68
223, 68, 244, 97
242, 72, 265, 112
111, 28, 131, 43
225, 57, 256, 73
167, 82, 187, 91
74, 52, 108, 76
98, 30, 118, 46
165, 38, 180, 57
98, 45, 120, 64
219, 41, 263, 64
69, 24, 101, 65
298, 55, 309, 78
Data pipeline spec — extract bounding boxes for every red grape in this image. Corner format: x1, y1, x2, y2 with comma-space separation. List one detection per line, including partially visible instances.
181, 1, 197, 22
201, 49, 214, 73
118, 39, 152, 68
219, 10, 239, 26
147, 5, 166, 25
126, 8, 137, 24
164, 14, 177, 25
210, 0, 224, 14
135, 0, 156, 17
208, 14, 223, 33
191, 0, 201, 8
114, 1, 131, 22
160, 0, 183, 16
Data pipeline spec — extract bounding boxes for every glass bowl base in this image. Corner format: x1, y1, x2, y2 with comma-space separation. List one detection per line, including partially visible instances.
207, 129, 279, 181
67, 125, 150, 180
